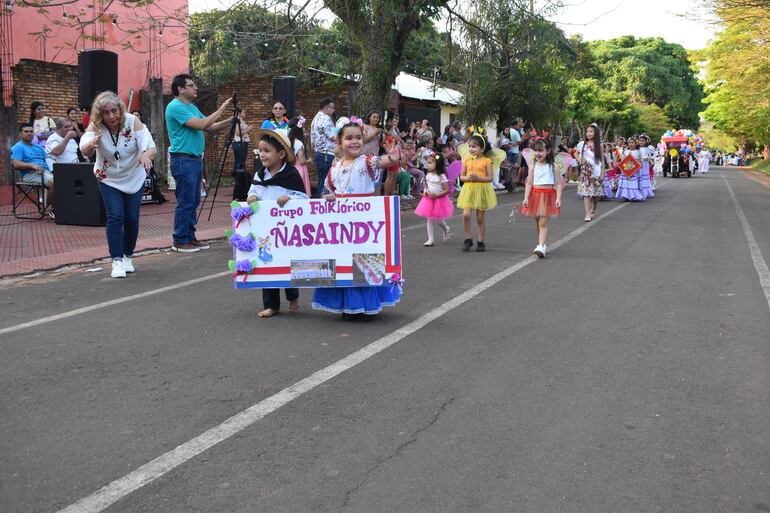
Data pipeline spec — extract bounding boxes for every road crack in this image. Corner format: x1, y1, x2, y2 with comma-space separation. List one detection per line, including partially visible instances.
339, 395, 457, 510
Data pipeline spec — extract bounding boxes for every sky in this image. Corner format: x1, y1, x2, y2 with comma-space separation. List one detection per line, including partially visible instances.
188, 0, 718, 50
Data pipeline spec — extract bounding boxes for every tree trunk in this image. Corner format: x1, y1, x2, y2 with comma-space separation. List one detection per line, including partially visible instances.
326, 0, 437, 117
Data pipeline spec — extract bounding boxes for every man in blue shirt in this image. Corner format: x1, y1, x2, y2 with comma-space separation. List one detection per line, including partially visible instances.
11, 123, 55, 213
165, 74, 232, 252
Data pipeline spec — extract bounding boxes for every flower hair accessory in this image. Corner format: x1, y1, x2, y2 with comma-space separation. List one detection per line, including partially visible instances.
297, 116, 306, 128
389, 273, 405, 292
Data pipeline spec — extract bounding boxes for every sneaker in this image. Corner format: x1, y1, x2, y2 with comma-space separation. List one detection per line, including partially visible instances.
463, 238, 473, 252
191, 239, 210, 250
123, 256, 135, 273
171, 243, 201, 253
111, 259, 127, 278
534, 245, 545, 258
423, 240, 434, 247
476, 241, 486, 252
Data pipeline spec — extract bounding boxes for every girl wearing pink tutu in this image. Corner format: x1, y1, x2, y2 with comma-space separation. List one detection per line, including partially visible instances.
415, 152, 453, 246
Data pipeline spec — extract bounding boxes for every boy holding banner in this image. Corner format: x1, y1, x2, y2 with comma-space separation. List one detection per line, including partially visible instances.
246, 129, 309, 317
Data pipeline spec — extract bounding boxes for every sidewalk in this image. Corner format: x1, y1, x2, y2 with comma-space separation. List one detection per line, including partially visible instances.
0, 189, 234, 278
0, 185, 519, 278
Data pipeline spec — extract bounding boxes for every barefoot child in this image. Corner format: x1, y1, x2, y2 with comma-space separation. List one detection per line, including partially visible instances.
246, 129, 309, 318
457, 132, 497, 252
414, 152, 453, 246
521, 137, 562, 258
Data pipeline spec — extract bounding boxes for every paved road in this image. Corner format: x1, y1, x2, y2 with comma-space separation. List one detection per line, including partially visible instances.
2, 168, 769, 513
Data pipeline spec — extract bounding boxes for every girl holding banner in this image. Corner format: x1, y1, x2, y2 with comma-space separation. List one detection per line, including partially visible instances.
312, 117, 403, 320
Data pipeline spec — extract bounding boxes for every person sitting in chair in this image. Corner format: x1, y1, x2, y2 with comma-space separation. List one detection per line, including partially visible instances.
11, 123, 54, 215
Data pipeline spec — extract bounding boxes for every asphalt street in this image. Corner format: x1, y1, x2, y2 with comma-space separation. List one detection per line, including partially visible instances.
1, 167, 769, 513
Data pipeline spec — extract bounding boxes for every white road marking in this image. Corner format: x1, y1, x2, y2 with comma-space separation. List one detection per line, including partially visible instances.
54, 200, 636, 513
0, 272, 231, 336
0, 200, 514, 336
722, 173, 770, 313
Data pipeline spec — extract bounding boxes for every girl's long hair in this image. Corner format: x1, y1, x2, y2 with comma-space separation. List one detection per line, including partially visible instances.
29, 101, 44, 124
288, 117, 305, 149
89, 91, 126, 131
530, 137, 555, 164
584, 123, 602, 164
432, 152, 446, 175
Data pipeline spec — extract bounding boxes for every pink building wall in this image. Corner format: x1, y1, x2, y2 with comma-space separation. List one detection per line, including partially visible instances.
8, 0, 190, 102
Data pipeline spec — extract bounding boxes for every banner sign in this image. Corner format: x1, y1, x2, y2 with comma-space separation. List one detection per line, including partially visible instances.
618, 154, 642, 178
228, 197, 402, 289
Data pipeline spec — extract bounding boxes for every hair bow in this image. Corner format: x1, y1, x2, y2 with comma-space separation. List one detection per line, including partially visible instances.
349, 116, 364, 127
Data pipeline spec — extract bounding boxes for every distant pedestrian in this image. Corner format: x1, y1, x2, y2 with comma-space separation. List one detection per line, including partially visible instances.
576, 123, 606, 220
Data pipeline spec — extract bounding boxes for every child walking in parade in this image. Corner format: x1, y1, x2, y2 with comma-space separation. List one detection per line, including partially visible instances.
312, 117, 403, 320
456, 131, 500, 252
637, 134, 655, 198
415, 152, 453, 246
576, 123, 605, 221
246, 130, 310, 318
615, 136, 644, 202
521, 137, 562, 258
603, 142, 619, 200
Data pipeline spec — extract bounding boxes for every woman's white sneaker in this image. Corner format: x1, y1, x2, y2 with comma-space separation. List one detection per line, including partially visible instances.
123, 256, 135, 273
111, 260, 127, 278
534, 245, 545, 258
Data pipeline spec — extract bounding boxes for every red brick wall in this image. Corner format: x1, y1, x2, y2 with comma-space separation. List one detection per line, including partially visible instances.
207, 75, 354, 181
12, 59, 86, 123
2, 59, 86, 187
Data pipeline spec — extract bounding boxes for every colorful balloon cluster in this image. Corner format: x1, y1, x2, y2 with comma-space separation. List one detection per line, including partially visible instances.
660, 129, 706, 155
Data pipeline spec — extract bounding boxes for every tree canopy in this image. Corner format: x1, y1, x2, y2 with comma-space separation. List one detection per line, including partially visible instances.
699, 0, 770, 148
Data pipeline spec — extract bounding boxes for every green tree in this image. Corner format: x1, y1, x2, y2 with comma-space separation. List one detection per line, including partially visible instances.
700, 1, 770, 150
588, 36, 704, 129
324, 0, 447, 114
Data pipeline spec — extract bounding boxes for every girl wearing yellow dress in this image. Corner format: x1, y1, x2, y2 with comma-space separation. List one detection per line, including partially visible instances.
457, 133, 498, 252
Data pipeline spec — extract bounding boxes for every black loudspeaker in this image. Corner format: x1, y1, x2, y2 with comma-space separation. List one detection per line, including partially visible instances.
54, 163, 106, 226
272, 76, 296, 118
78, 49, 118, 110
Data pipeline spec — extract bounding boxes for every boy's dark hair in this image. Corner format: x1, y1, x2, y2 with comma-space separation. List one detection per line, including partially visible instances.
530, 137, 555, 164
18, 122, 33, 132
319, 97, 334, 110
171, 74, 193, 97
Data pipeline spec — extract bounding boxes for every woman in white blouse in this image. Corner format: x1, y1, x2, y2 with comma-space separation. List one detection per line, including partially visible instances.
80, 91, 157, 278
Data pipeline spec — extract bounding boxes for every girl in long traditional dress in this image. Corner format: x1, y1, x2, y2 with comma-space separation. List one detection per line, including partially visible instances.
311, 118, 403, 319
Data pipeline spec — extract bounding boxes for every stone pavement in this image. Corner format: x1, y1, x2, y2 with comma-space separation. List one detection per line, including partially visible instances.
0, 188, 235, 278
